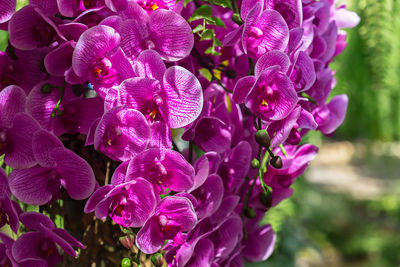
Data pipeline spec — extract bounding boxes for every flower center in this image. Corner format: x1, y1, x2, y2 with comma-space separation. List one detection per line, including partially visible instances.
246, 26, 264, 57
157, 214, 182, 239
142, 95, 163, 123
103, 125, 128, 154
31, 21, 56, 47
91, 57, 117, 85
258, 85, 280, 114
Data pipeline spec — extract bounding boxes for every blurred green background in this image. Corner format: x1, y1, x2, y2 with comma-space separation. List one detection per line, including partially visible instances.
250, 0, 400, 266
2, 0, 400, 266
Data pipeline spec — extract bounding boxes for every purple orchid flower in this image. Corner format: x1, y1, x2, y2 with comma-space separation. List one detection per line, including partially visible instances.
9, 132, 96, 205
118, 49, 203, 129
84, 178, 156, 227
243, 224, 276, 262
11, 212, 84, 267
126, 148, 195, 196
94, 106, 151, 161
233, 50, 298, 122
0, 232, 18, 267
27, 79, 104, 136
72, 25, 134, 98
116, 8, 193, 61
0, 167, 22, 233
136, 196, 197, 254
9, 5, 65, 50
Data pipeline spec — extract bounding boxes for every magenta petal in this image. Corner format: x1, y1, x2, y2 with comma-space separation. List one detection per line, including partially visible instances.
269, 106, 301, 148
44, 41, 74, 76
242, 2, 263, 54
133, 50, 166, 81
161, 66, 203, 128
162, 149, 195, 191
58, 23, 88, 42
0, 85, 26, 128
210, 196, 240, 225
72, 25, 121, 77
243, 224, 276, 261
53, 228, 85, 249
118, 19, 147, 60
192, 174, 224, 219
255, 50, 290, 77
222, 25, 243, 47
32, 130, 64, 167
12, 232, 59, 262
5, 113, 40, 169
319, 94, 348, 135
193, 117, 231, 154
110, 160, 129, 185
148, 121, 172, 152
136, 216, 165, 254
0, 0, 16, 23
149, 9, 194, 61
156, 196, 197, 230
19, 212, 55, 231
84, 185, 114, 213
233, 76, 256, 104
9, 166, 55, 205
185, 238, 215, 267
118, 77, 159, 110
190, 155, 210, 191
40, 224, 77, 257
94, 107, 151, 161
256, 10, 289, 52
51, 147, 95, 200
241, 0, 264, 22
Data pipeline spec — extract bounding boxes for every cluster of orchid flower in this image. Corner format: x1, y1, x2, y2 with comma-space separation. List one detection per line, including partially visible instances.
0, 0, 359, 265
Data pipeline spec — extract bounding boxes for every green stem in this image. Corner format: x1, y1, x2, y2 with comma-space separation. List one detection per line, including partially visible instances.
279, 144, 288, 157
50, 81, 66, 118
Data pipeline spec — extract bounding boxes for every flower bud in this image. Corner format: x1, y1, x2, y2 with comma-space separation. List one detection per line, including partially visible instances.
243, 207, 256, 218
251, 158, 260, 169
151, 253, 165, 267
259, 191, 272, 208
270, 156, 282, 169
121, 258, 131, 267
119, 235, 135, 250
255, 129, 271, 148
40, 83, 52, 94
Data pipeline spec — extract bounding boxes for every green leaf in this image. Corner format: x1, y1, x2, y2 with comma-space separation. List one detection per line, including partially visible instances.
205, 16, 226, 28
214, 38, 223, 47
199, 68, 213, 82
192, 24, 204, 34
200, 29, 214, 40
188, 5, 212, 22
213, 0, 232, 9
204, 46, 214, 55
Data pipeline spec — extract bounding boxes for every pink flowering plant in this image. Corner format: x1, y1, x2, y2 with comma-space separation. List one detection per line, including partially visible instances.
0, 0, 359, 265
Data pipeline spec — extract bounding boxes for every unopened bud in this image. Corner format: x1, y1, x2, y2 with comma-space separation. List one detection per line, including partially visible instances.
243, 207, 256, 218
121, 258, 131, 267
40, 83, 52, 94
251, 158, 260, 169
270, 156, 282, 169
255, 129, 271, 148
151, 253, 165, 267
119, 235, 135, 250
259, 191, 272, 208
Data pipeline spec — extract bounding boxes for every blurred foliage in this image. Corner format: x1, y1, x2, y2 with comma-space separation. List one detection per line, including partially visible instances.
333, 0, 400, 141
247, 178, 400, 267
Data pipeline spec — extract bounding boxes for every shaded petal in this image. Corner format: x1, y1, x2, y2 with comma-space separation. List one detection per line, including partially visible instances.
44, 41, 74, 77
32, 129, 64, 167
149, 9, 194, 61
156, 196, 197, 231
53, 228, 85, 249
193, 117, 231, 154
255, 10, 289, 52
40, 224, 77, 257
148, 121, 172, 152
19, 212, 55, 231
241, 0, 264, 22
84, 184, 114, 213
243, 224, 276, 261
210, 195, 240, 225
232, 76, 255, 104
51, 147, 95, 200
0, 85, 26, 128
118, 19, 147, 60
192, 174, 224, 219
186, 238, 215, 267
118, 77, 159, 110
9, 166, 55, 205
5, 113, 40, 169
161, 66, 203, 128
